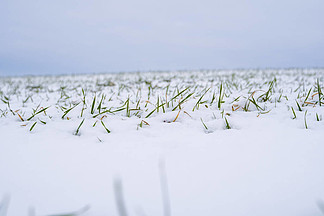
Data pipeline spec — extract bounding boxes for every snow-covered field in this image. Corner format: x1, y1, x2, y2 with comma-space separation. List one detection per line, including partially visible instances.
1, 69, 324, 216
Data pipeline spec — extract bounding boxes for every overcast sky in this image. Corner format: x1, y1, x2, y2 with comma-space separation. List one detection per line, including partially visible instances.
1, 0, 323, 76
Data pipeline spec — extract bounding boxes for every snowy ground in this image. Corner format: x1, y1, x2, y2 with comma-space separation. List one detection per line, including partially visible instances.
0, 69, 324, 216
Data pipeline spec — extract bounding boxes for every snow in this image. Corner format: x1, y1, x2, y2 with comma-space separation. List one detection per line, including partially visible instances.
0, 69, 324, 216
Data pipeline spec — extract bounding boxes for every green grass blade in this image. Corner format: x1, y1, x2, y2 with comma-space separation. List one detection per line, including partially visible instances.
101, 120, 111, 133
91, 95, 96, 114
200, 118, 208, 130
74, 119, 85, 135
30, 122, 37, 131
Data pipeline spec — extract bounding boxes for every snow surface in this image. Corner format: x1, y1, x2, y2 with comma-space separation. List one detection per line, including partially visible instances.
0, 69, 324, 216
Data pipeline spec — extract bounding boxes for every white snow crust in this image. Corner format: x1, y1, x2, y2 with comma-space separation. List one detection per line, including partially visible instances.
0, 69, 324, 216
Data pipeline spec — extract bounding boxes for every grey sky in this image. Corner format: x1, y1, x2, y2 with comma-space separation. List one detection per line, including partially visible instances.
1, 0, 323, 76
